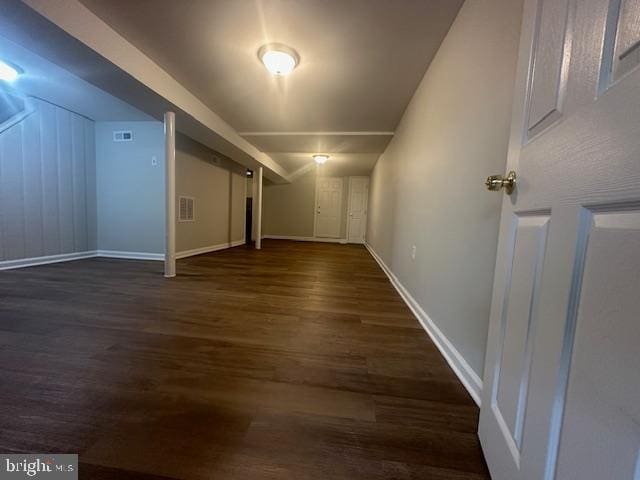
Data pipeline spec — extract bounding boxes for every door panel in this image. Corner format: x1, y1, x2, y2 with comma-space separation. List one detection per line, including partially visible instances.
526, 0, 572, 138
351, 191, 365, 211
553, 207, 640, 480
602, 0, 640, 84
492, 213, 549, 459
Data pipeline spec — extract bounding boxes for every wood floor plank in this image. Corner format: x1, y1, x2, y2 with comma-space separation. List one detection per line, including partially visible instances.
0, 240, 488, 479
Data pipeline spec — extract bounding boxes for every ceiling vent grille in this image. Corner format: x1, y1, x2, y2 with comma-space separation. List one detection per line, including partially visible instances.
178, 196, 195, 222
113, 130, 133, 142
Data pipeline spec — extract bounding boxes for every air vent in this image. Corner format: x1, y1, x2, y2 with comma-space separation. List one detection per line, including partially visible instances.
178, 196, 195, 222
113, 130, 133, 142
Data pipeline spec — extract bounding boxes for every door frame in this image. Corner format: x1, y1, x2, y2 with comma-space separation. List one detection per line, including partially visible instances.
313, 176, 343, 239
346, 176, 369, 244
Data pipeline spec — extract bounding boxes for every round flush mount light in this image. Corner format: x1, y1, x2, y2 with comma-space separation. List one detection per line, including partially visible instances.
313, 154, 329, 165
258, 43, 299, 76
0, 59, 22, 82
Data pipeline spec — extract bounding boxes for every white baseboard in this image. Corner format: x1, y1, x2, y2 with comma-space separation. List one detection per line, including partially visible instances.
96, 250, 164, 261
263, 235, 348, 244
365, 242, 483, 406
1, 241, 248, 270
176, 239, 246, 259
0, 250, 98, 271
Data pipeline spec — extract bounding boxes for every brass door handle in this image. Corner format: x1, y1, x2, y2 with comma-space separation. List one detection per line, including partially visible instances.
485, 171, 516, 195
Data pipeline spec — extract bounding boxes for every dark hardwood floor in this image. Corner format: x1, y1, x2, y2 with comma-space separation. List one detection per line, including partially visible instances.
0, 240, 489, 479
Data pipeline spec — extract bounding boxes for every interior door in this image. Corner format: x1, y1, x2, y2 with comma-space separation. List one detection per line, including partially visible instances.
347, 177, 369, 244
315, 177, 343, 238
479, 1, 640, 479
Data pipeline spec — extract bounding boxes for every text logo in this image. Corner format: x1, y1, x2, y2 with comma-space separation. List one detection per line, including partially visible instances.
0, 455, 77, 479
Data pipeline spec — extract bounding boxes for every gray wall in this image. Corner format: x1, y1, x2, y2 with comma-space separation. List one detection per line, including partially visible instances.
176, 134, 246, 253
366, 0, 523, 377
263, 169, 317, 238
0, 97, 96, 261
95, 121, 165, 254
263, 169, 351, 239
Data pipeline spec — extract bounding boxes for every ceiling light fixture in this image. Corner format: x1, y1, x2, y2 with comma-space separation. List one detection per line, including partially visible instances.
258, 43, 299, 76
0, 60, 21, 82
313, 154, 329, 165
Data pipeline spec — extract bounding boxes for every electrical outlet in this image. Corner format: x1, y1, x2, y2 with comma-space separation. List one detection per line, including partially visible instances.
411, 245, 417, 260
151, 155, 158, 166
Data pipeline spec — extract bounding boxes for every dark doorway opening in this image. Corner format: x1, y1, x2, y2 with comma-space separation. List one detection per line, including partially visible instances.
245, 198, 253, 245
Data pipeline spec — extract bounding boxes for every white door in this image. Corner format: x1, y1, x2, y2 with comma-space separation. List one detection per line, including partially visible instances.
479, 1, 640, 479
347, 177, 369, 244
315, 177, 343, 238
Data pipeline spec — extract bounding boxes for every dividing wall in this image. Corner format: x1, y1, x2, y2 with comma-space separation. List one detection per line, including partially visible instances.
175, 134, 246, 257
95, 127, 247, 260
95, 121, 165, 257
263, 169, 316, 238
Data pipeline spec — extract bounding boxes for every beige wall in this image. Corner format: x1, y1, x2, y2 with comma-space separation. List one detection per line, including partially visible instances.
263, 170, 352, 239
263, 169, 316, 237
176, 134, 246, 253
366, 0, 523, 377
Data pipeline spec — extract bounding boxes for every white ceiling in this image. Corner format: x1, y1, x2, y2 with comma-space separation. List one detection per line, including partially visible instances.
78, 0, 464, 176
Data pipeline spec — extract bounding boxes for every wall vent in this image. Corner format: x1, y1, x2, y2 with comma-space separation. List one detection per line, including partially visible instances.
178, 196, 195, 222
113, 130, 133, 142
